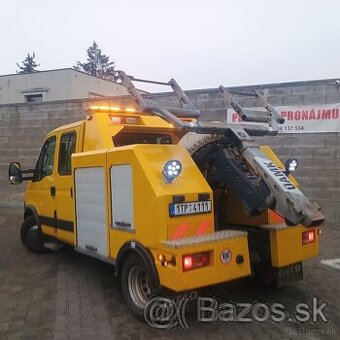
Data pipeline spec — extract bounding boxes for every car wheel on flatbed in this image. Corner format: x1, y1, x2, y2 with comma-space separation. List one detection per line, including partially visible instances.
20, 216, 46, 253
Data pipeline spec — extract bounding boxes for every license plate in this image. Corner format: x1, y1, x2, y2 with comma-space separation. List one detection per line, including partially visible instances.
169, 200, 212, 217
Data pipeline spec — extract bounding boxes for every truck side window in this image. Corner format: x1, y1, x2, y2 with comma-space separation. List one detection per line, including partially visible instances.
58, 132, 77, 175
34, 137, 56, 181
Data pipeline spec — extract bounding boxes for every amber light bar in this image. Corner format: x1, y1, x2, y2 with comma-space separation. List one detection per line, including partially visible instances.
88, 106, 136, 112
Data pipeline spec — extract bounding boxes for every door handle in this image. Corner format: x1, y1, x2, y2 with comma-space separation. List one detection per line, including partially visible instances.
85, 245, 97, 252
50, 186, 56, 197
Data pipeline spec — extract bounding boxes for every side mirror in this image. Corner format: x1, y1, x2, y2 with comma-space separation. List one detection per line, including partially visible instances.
8, 162, 23, 185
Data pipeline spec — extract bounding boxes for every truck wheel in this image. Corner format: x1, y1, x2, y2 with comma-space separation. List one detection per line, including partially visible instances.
121, 254, 157, 318
20, 216, 46, 253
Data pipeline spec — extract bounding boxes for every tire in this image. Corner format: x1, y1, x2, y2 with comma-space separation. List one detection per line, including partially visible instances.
20, 216, 46, 253
180, 132, 224, 156
121, 253, 158, 318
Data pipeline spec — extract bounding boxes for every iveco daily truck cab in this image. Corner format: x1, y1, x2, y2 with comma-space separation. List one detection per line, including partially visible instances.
9, 71, 325, 317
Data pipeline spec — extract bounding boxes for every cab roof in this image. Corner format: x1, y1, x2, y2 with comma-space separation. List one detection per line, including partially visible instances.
48, 121, 84, 135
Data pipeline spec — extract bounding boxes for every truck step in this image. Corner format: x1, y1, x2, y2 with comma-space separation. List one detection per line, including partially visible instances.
163, 229, 247, 248
43, 241, 64, 251
257, 223, 291, 231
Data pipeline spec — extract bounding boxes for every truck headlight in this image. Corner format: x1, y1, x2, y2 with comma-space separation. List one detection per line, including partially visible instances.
285, 158, 298, 175
163, 160, 182, 183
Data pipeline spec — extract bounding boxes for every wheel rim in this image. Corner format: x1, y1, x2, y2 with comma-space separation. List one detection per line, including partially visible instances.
128, 265, 152, 309
27, 225, 41, 247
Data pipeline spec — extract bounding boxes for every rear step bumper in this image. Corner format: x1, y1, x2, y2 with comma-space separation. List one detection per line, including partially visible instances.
257, 224, 320, 267
152, 230, 251, 292
162, 229, 247, 248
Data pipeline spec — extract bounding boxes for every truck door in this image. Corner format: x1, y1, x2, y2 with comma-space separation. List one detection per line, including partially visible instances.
55, 128, 79, 244
30, 136, 57, 236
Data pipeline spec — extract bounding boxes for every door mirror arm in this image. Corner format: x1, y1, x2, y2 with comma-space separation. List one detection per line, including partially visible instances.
8, 162, 34, 184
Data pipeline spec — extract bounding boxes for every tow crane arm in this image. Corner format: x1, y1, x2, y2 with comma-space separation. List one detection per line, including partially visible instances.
114, 71, 276, 136
216, 86, 325, 226
113, 71, 325, 227
222, 128, 325, 226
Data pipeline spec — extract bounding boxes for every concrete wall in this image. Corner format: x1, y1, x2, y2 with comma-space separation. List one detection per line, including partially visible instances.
0, 69, 127, 104
1, 78, 339, 228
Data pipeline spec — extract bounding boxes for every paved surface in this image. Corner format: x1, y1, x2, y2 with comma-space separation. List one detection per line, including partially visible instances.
0, 208, 339, 340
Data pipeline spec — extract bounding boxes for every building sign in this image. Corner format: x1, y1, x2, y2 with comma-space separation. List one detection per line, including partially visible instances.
227, 103, 340, 133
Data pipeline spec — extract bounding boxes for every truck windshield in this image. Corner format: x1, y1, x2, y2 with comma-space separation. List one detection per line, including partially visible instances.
113, 132, 172, 147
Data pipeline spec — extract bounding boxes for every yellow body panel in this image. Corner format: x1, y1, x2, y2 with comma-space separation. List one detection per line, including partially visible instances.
41, 225, 56, 237
227, 192, 285, 226
105, 143, 214, 258
26, 121, 85, 246
73, 140, 249, 292
150, 235, 251, 292
56, 230, 74, 244
82, 112, 179, 152
137, 115, 176, 129
269, 226, 319, 267
83, 114, 123, 151
54, 123, 84, 245
26, 175, 56, 230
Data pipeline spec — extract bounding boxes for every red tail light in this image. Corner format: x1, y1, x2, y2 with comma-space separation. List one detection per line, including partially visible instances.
302, 230, 315, 245
182, 252, 209, 271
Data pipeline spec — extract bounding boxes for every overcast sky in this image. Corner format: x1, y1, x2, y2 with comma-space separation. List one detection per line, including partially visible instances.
0, 0, 339, 90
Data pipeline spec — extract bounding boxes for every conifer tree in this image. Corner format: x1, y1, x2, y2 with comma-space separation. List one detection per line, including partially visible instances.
16, 52, 40, 73
74, 41, 115, 79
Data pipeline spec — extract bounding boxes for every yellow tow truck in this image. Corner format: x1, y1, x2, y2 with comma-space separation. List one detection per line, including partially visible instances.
9, 71, 325, 317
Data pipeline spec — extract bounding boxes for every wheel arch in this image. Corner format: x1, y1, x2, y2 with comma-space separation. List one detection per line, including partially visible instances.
115, 241, 160, 289
24, 205, 40, 227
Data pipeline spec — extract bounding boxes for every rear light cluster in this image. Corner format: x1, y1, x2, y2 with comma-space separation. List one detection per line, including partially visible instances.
302, 230, 316, 245
182, 252, 210, 272
110, 115, 141, 125
157, 254, 176, 267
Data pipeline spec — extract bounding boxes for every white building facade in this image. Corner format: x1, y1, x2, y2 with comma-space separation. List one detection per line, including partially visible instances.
0, 68, 128, 104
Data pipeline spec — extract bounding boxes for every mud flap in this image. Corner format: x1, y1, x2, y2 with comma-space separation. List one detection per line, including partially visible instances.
274, 262, 303, 287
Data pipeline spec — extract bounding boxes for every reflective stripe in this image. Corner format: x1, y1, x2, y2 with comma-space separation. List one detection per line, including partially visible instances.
195, 220, 211, 236
170, 223, 189, 240
39, 215, 74, 232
